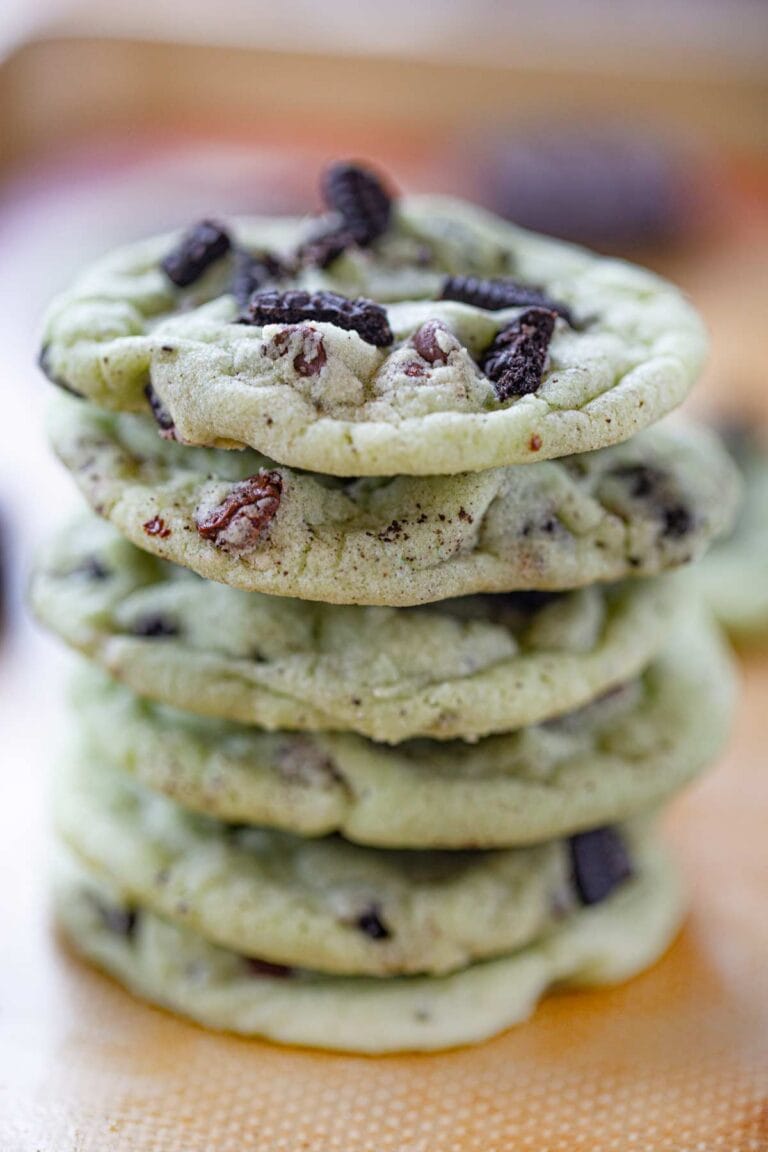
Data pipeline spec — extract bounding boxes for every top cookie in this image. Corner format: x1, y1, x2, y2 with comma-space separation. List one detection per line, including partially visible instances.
39, 163, 707, 476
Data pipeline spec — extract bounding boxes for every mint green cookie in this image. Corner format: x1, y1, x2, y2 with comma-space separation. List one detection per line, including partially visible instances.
54, 834, 683, 1053
73, 611, 734, 847
40, 196, 706, 476
50, 396, 738, 605
31, 518, 682, 742
694, 426, 768, 642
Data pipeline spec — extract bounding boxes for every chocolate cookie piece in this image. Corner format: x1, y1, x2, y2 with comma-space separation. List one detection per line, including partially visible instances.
239, 289, 393, 347
441, 275, 574, 326
161, 220, 231, 288
321, 161, 393, 246
231, 249, 289, 306
481, 307, 556, 400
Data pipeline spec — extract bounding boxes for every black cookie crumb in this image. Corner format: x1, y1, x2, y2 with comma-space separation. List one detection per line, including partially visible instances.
161, 220, 231, 288
129, 614, 180, 639
569, 826, 633, 906
322, 161, 393, 246
239, 289, 393, 347
481, 307, 556, 401
356, 904, 392, 941
144, 383, 177, 440
440, 275, 574, 326
231, 248, 290, 306
297, 227, 358, 270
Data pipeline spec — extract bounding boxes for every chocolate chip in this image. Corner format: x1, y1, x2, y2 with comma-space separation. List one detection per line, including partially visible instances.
195, 472, 283, 552
662, 504, 693, 539
265, 326, 327, 377
239, 289, 392, 347
88, 894, 137, 938
481, 307, 556, 400
356, 904, 391, 940
440, 275, 574, 326
161, 220, 231, 288
569, 827, 633, 906
245, 956, 294, 979
144, 384, 177, 440
412, 319, 458, 365
129, 614, 180, 638
612, 464, 663, 499
231, 248, 289, 306
321, 161, 393, 246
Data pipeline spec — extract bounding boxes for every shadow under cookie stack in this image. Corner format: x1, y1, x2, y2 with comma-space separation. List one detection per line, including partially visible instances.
32, 162, 740, 1053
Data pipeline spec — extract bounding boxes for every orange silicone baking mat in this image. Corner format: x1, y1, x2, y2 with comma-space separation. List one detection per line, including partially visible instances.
1, 40, 767, 1150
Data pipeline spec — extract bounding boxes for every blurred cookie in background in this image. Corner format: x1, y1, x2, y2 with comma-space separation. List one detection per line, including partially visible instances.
694, 420, 768, 645
477, 125, 715, 251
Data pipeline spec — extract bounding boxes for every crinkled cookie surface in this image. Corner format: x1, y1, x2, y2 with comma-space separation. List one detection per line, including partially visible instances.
54, 833, 683, 1052
50, 397, 739, 604
31, 518, 682, 742
40, 194, 707, 476
74, 611, 734, 847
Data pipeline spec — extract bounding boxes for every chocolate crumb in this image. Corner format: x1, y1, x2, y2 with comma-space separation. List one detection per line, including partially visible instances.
569, 826, 633, 906
143, 516, 171, 539
161, 220, 231, 288
89, 894, 137, 939
231, 248, 289, 306
240, 289, 392, 347
144, 384, 178, 440
482, 308, 556, 401
37, 345, 84, 398
297, 227, 358, 270
356, 904, 391, 941
662, 505, 693, 539
67, 557, 111, 581
130, 614, 180, 638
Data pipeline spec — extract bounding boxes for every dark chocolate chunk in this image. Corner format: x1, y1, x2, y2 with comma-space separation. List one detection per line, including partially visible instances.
239, 289, 393, 347
481, 307, 556, 401
245, 956, 294, 979
231, 248, 290, 306
662, 504, 693, 539
356, 904, 391, 941
161, 220, 231, 288
440, 275, 574, 326
129, 614, 180, 638
144, 383, 177, 440
569, 826, 633, 906
321, 161, 393, 246
297, 227, 358, 270
195, 472, 283, 551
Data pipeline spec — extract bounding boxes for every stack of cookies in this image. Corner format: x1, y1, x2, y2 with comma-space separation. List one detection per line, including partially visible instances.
32, 163, 740, 1052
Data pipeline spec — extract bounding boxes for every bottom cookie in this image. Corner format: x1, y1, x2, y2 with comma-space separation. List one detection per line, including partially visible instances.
54, 837, 683, 1053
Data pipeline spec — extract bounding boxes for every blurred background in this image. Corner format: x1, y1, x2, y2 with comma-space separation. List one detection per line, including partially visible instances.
0, 5, 767, 1143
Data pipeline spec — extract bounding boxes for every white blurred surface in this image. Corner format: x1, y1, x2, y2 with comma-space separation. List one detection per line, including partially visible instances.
2, 0, 768, 76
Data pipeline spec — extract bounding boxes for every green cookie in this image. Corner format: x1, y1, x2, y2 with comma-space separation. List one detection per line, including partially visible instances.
73, 612, 734, 847
50, 396, 739, 606
39, 196, 706, 476
31, 518, 683, 742
60, 750, 634, 976
54, 835, 683, 1053
694, 425, 768, 643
